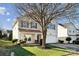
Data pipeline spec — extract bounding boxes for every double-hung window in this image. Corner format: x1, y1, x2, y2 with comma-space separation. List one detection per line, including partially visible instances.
21, 21, 29, 28
31, 22, 37, 29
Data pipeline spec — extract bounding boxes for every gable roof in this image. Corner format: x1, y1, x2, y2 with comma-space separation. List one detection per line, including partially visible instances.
58, 21, 79, 30
65, 21, 79, 30
58, 23, 67, 28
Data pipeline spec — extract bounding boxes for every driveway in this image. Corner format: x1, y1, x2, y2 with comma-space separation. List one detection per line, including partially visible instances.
50, 44, 79, 52
50, 44, 79, 56
0, 47, 10, 56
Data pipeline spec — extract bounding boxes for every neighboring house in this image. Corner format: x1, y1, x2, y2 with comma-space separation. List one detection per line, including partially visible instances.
58, 23, 68, 43
64, 22, 79, 43
12, 16, 58, 44
58, 21, 79, 43
1, 29, 10, 38
46, 20, 58, 43
1, 29, 11, 39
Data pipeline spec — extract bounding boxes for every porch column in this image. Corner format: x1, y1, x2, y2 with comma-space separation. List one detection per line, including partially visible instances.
35, 34, 37, 43
35, 34, 37, 40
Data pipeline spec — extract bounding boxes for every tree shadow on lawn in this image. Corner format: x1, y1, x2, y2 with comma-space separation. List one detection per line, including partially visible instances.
10, 44, 77, 56
10, 45, 35, 56
21, 43, 40, 47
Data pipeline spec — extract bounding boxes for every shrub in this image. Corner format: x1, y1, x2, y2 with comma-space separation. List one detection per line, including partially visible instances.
72, 40, 75, 44
12, 39, 18, 43
24, 37, 27, 41
66, 37, 71, 43
76, 38, 79, 41
17, 43, 21, 45
58, 40, 64, 44
8, 32, 12, 41
19, 40, 26, 44
20, 41, 26, 44
0, 30, 2, 38
73, 38, 79, 44
28, 37, 31, 41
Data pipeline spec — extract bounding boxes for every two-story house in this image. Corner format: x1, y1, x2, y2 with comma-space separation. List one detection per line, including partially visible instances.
13, 16, 58, 43
58, 23, 68, 43
64, 22, 79, 43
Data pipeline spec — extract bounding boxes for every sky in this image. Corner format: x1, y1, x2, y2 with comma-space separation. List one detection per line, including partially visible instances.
0, 3, 79, 30
0, 3, 19, 30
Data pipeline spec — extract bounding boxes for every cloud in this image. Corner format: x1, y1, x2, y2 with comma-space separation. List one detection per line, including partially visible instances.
7, 18, 10, 22
0, 7, 6, 15
6, 12, 10, 15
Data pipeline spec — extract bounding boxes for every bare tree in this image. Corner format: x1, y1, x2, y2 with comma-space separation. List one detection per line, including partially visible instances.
15, 3, 79, 48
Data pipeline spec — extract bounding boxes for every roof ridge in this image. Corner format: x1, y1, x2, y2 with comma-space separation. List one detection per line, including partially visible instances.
70, 21, 79, 29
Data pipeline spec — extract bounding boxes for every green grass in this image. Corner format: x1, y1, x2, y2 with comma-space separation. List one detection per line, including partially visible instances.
0, 40, 73, 56
0, 40, 13, 47
10, 45, 35, 56
0, 39, 13, 56
11, 45, 72, 56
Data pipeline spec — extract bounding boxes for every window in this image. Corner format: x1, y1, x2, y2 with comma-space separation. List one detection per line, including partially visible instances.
69, 30, 71, 33
73, 31, 74, 33
21, 21, 29, 28
47, 23, 55, 29
31, 22, 37, 28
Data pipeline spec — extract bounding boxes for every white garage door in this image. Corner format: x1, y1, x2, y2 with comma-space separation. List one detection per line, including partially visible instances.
46, 30, 58, 43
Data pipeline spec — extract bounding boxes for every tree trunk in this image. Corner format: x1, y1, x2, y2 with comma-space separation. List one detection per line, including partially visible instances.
41, 29, 47, 49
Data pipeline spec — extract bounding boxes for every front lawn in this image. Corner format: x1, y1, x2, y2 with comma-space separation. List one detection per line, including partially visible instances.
0, 39, 13, 56
0, 40, 13, 47
11, 45, 72, 56
0, 40, 74, 56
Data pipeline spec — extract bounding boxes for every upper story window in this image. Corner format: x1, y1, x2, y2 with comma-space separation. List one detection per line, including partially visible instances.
68, 30, 75, 33
47, 23, 55, 29
73, 31, 74, 33
21, 21, 29, 28
31, 22, 37, 29
69, 30, 71, 33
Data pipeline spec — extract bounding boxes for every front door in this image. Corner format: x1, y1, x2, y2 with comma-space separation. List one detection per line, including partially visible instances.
37, 34, 41, 43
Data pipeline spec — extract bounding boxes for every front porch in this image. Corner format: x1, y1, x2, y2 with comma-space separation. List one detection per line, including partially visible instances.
19, 32, 42, 44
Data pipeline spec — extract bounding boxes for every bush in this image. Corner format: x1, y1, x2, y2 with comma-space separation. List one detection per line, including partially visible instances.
72, 40, 75, 44
28, 37, 31, 41
8, 32, 12, 41
66, 37, 71, 43
18, 40, 26, 44
73, 38, 79, 44
12, 39, 18, 43
76, 38, 79, 41
20, 41, 26, 44
0, 30, 2, 38
24, 37, 27, 41
58, 40, 64, 44
17, 43, 21, 45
